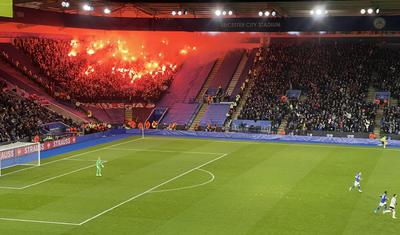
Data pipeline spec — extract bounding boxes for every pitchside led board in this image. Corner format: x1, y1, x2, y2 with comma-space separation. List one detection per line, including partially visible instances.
0, 0, 13, 18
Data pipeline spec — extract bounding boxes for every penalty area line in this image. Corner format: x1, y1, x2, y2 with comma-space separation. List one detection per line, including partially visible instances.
77, 153, 229, 226
0, 164, 95, 190
0, 150, 227, 226
0, 161, 108, 190
0, 137, 143, 177
0, 217, 80, 226
106, 147, 225, 155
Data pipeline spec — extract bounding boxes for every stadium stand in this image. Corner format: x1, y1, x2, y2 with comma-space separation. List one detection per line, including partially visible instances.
199, 103, 231, 128
239, 41, 379, 135
0, 45, 94, 122
381, 106, 400, 135
155, 56, 217, 127
0, 80, 79, 143
80, 103, 125, 124
105, 108, 125, 124
10, 37, 176, 103
230, 48, 258, 99
147, 107, 168, 124
0, 43, 56, 95
160, 103, 200, 127
369, 46, 400, 100
208, 49, 245, 92
157, 59, 216, 106
5, 35, 400, 138
130, 107, 153, 123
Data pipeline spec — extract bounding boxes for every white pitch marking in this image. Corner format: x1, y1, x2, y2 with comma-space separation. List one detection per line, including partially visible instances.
0, 137, 143, 177
0, 217, 80, 226
19, 165, 95, 189
0, 164, 96, 190
61, 158, 101, 162
0, 152, 226, 226
153, 136, 393, 151
78, 153, 228, 225
149, 168, 215, 193
0, 185, 19, 190
106, 147, 225, 155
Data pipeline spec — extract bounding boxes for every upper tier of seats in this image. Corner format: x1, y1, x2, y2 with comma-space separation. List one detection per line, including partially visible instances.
0, 58, 92, 123
0, 80, 79, 143
8, 38, 177, 103
209, 49, 245, 91
0, 43, 60, 97
230, 48, 257, 99
158, 59, 215, 107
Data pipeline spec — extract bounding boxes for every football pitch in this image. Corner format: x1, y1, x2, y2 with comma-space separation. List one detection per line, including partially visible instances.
1, 136, 400, 234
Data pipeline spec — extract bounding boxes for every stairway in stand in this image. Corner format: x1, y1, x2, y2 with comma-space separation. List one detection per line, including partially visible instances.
367, 85, 382, 138
125, 108, 133, 122
390, 98, 398, 106
188, 55, 224, 130
277, 118, 288, 135
189, 103, 209, 130
225, 53, 248, 96
223, 67, 258, 130
195, 57, 224, 102
367, 86, 376, 103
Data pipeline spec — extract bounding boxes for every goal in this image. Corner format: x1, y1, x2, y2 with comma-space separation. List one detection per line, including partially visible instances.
0, 142, 41, 176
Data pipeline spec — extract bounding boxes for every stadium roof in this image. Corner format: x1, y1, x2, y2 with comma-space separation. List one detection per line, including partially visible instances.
13, 0, 400, 18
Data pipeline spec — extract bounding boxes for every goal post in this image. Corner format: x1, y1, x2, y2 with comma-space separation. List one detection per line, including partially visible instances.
0, 142, 41, 176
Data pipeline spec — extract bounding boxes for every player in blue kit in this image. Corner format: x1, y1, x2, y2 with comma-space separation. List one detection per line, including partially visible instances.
374, 191, 388, 214
349, 172, 362, 193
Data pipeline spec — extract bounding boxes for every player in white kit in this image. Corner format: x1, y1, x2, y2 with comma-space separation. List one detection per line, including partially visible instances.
383, 194, 397, 219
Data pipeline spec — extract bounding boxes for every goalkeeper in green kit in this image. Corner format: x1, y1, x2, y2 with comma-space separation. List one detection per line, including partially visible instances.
96, 157, 105, 176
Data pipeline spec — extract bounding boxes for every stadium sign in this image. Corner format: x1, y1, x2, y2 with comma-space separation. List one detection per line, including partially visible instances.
220, 21, 281, 31
2, 7, 397, 32
39, 136, 76, 152
0, 149, 14, 160
83, 103, 155, 109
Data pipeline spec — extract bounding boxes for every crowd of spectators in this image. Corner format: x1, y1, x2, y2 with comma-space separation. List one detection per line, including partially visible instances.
82, 123, 111, 134
239, 46, 290, 133
0, 82, 79, 144
5, 37, 400, 137
381, 106, 400, 135
369, 45, 400, 100
9, 37, 175, 103
369, 45, 400, 135
240, 41, 378, 134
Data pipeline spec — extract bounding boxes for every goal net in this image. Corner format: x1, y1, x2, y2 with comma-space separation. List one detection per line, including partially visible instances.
0, 142, 41, 176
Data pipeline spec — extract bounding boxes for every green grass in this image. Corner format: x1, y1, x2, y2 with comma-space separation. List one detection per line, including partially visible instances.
0, 136, 399, 234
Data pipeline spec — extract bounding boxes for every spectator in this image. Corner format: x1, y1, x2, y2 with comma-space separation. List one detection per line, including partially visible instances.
0, 85, 79, 143
240, 41, 376, 134
3, 37, 177, 103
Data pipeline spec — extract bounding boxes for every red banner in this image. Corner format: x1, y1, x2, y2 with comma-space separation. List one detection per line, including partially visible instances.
83, 103, 156, 109
40, 136, 76, 152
